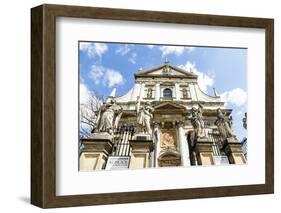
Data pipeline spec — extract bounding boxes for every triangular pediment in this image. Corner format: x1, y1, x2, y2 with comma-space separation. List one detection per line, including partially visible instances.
135, 64, 197, 79
154, 102, 186, 110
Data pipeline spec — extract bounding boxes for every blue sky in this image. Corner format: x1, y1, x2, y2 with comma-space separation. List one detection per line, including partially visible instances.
79, 42, 247, 141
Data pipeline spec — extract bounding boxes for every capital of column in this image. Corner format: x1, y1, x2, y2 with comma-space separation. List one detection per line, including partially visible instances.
176, 120, 185, 128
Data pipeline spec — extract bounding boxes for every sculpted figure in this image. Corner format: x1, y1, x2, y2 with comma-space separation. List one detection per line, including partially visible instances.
147, 88, 153, 98
182, 88, 188, 99
215, 108, 234, 139
95, 98, 123, 134
190, 104, 206, 138
243, 112, 247, 130
136, 96, 154, 134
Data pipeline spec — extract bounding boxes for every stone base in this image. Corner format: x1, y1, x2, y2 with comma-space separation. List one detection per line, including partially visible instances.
79, 152, 108, 171
128, 137, 154, 169
79, 134, 113, 171
88, 132, 113, 141
197, 137, 209, 143
225, 137, 239, 143
129, 139, 154, 153
218, 137, 246, 164
194, 140, 214, 166
223, 142, 246, 164
132, 133, 152, 141
195, 141, 213, 153
194, 137, 215, 165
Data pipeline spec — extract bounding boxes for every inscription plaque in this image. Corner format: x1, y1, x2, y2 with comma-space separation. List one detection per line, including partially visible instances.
105, 156, 130, 170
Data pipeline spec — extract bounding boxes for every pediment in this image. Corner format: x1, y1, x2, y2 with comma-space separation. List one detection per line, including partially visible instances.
158, 151, 181, 167
158, 150, 181, 160
135, 64, 197, 78
154, 102, 186, 110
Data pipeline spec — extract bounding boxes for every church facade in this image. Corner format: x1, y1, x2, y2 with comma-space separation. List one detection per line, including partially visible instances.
79, 62, 247, 171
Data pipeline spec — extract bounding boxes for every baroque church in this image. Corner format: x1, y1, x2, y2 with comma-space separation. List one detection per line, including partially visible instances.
79, 61, 247, 171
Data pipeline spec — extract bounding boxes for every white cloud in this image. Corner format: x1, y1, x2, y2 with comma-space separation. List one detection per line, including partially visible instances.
89, 65, 125, 88
179, 61, 214, 93
221, 88, 247, 107
129, 52, 137, 64
89, 65, 104, 85
159, 46, 195, 56
115, 44, 134, 56
115, 44, 137, 64
104, 70, 125, 87
116, 45, 137, 64
80, 42, 108, 58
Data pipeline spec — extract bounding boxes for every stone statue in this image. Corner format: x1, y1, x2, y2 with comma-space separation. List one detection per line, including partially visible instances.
215, 108, 234, 139
243, 112, 247, 130
182, 88, 188, 99
190, 104, 206, 138
136, 96, 154, 134
147, 88, 153, 98
95, 98, 123, 134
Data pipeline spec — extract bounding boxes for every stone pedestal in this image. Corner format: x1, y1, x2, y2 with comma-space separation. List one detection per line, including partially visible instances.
79, 133, 113, 171
195, 138, 214, 165
223, 138, 246, 164
129, 134, 154, 169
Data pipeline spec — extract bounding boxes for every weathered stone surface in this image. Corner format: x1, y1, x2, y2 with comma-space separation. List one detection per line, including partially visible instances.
158, 150, 181, 167
132, 133, 152, 141
88, 132, 113, 141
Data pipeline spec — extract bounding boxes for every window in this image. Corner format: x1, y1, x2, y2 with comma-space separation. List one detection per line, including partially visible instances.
163, 88, 172, 97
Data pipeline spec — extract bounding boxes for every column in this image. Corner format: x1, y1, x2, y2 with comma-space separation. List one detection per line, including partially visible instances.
155, 83, 160, 100
153, 123, 161, 167
177, 122, 191, 166
175, 84, 180, 100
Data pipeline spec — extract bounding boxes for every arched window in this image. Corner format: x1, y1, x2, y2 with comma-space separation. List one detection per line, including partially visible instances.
163, 88, 172, 97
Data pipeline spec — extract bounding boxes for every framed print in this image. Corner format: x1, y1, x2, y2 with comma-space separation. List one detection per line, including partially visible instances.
31, 4, 274, 208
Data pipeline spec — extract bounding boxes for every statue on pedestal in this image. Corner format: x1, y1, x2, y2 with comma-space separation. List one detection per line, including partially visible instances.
215, 108, 234, 139
95, 98, 123, 135
190, 104, 206, 139
136, 96, 154, 135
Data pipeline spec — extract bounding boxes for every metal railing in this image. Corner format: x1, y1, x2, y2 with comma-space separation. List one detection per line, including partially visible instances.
112, 126, 134, 157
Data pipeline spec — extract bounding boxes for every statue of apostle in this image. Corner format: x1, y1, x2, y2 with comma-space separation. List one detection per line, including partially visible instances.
135, 96, 154, 135
190, 104, 206, 138
95, 98, 123, 134
215, 108, 234, 139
